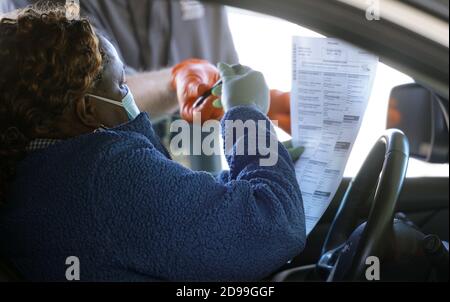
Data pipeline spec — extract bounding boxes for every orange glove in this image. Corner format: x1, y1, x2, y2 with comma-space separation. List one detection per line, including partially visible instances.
171, 59, 224, 124
387, 98, 402, 128
268, 90, 291, 134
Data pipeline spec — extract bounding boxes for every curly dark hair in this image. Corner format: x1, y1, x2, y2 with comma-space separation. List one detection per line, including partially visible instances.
0, 5, 103, 205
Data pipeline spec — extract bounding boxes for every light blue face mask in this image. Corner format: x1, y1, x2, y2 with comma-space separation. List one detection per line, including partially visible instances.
87, 85, 140, 120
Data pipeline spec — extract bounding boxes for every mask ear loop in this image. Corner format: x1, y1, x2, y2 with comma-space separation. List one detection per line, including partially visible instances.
85, 94, 125, 108
84, 95, 116, 131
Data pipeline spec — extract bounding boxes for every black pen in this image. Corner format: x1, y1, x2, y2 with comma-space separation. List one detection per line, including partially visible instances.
192, 80, 223, 109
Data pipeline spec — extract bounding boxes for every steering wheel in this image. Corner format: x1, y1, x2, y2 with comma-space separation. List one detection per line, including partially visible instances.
318, 129, 410, 281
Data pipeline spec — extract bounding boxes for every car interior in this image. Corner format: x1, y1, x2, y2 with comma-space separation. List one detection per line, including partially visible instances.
0, 0, 448, 282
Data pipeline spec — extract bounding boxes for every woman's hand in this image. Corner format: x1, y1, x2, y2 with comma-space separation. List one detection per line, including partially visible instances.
212, 63, 270, 114
171, 59, 224, 123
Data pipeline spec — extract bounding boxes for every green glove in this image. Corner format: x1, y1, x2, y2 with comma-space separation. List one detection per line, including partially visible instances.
212, 63, 270, 114
282, 140, 305, 163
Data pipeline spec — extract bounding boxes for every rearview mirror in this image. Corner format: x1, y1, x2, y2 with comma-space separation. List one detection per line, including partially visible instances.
387, 83, 449, 163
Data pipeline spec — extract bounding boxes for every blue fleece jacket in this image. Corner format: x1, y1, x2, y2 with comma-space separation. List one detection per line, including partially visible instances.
0, 106, 305, 281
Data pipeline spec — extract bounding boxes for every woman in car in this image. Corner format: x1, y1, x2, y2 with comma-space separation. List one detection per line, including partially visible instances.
0, 6, 305, 281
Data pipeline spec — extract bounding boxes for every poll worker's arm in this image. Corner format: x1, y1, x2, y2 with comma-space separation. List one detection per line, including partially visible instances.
129, 59, 229, 123
128, 63, 294, 128
125, 69, 179, 121
128, 59, 225, 123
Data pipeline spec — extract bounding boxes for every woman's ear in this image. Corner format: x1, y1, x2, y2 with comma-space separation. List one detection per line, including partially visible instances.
74, 96, 102, 129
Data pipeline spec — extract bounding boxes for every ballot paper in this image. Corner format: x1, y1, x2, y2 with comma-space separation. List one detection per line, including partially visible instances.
290, 37, 378, 235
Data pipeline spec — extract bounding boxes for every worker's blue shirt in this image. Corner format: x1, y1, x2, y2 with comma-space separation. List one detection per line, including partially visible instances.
0, 107, 306, 281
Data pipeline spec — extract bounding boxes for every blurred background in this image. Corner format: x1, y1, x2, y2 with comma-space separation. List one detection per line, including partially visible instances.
225, 6, 449, 178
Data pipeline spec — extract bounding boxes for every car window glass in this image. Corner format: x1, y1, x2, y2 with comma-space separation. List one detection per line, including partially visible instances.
226, 7, 449, 178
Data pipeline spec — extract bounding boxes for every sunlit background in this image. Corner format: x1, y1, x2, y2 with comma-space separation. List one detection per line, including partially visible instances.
226, 7, 449, 178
